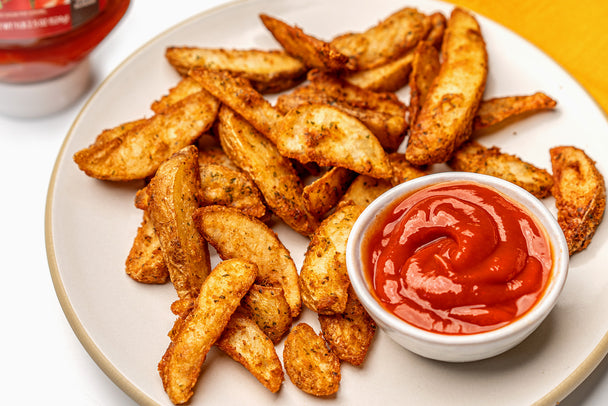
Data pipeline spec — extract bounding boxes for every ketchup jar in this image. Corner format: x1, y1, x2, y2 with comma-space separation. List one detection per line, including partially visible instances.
0, 0, 130, 117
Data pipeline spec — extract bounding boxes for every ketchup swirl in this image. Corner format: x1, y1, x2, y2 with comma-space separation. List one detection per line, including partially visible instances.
362, 181, 552, 335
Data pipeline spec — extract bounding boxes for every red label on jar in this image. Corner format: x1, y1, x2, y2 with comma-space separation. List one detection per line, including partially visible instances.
0, 0, 106, 40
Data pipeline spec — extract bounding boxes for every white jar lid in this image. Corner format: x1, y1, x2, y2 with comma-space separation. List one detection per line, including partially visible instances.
0, 58, 91, 118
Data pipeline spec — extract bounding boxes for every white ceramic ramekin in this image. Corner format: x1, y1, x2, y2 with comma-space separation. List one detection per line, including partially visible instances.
346, 172, 569, 362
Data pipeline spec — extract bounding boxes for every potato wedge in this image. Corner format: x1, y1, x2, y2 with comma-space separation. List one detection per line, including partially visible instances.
158, 259, 257, 405
148, 145, 211, 301
388, 152, 430, 186
74, 90, 219, 181
273, 104, 393, 179
199, 162, 267, 218
92, 118, 148, 145
125, 210, 169, 284
216, 105, 319, 236
189, 68, 281, 140
340, 175, 391, 208
330, 7, 430, 70
151, 76, 204, 114
303, 167, 357, 218
406, 7, 488, 165
165, 47, 306, 93
283, 323, 341, 396
408, 40, 440, 127
300, 202, 363, 314
241, 283, 292, 344
193, 205, 302, 317
550, 146, 606, 254
344, 50, 414, 93
276, 69, 408, 150
260, 14, 351, 72
448, 141, 553, 198
426, 12, 447, 49
319, 286, 376, 366
216, 310, 284, 393
473, 92, 557, 131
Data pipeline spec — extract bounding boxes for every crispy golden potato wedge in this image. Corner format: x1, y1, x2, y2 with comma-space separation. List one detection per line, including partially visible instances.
199, 162, 267, 218
92, 118, 148, 145
276, 69, 408, 150
193, 205, 302, 317
340, 175, 391, 208
300, 202, 363, 314
319, 286, 376, 366
343, 50, 414, 93
283, 323, 341, 396
406, 7, 488, 165
330, 7, 430, 70
426, 12, 447, 49
197, 142, 238, 170
151, 77, 204, 114
189, 68, 281, 140
125, 210, 169, 284
74, 90, 219, 181
274, 104, 393, 179
408, 40, 440, 127
388, 152, 430, 186
473, 92, 557, 131
165, 47, 306, 93
216, 310, 284, 393
158, 259, 257, 405
148, 145, 211, 301
550, 146, 606, 254
449, 141, 553, 198
241, 283, 293, 344
303, 167, 357, 218
260, 14, 351, 72
216, 105, 319, 236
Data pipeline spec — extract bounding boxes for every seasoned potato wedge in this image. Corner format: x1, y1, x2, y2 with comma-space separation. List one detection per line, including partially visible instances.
343, 50, 414, 92
74, 90, 219, 181
319, 286, 376, 366
91, 118, 147, 145
449, 141, 554, 198
241, 283, 293, 344
274, 104, 393, 179
340, 175, 391, 208
193, 205, 302, 317
283, 323, 341, 396
199, 162, 267, 218
216, 105, 319, 236
276, 69, 408, 150
125, 210, 169, 284
388, 152, 430, 186
330, 7, 430, 70
303, 167, 356, 218
189, 68, 281, 139
165, 47, 306, 93
300, 202, 363, 314
216, 310, 284, 393
408, 40, 440, 127
158, 259, 257, 405
473, 92, 557, 131
550, 146, 606, 254
260, 14, 351, 72
151, 77, 204, 114
406, 8, 488, 165
148, 145, 211, 301
426, 12, 447, 49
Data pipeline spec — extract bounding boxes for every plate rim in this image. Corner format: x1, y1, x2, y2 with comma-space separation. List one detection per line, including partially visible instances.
44, 0, 608, 405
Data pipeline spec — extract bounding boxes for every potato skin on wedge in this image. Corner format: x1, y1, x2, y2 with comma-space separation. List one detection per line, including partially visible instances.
125, 210, 169, 284
550, 146, 606, 254
193, 205, 302, 317
300, 202, 363, 314
406, 7, 488, 165
148, 145, 211, 301
158, 259, 257, 405
216, 310, 284, 393
241, 284, 293, 344
283, 323, 341, 396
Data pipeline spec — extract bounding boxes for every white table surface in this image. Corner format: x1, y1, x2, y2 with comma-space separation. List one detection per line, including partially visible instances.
2, 1, 607, 404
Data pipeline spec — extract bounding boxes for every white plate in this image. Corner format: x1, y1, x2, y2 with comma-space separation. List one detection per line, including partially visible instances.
45, 0, 608, 405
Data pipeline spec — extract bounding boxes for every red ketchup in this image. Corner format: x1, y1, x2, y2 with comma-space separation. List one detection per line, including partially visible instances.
362, 181, 553, 335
